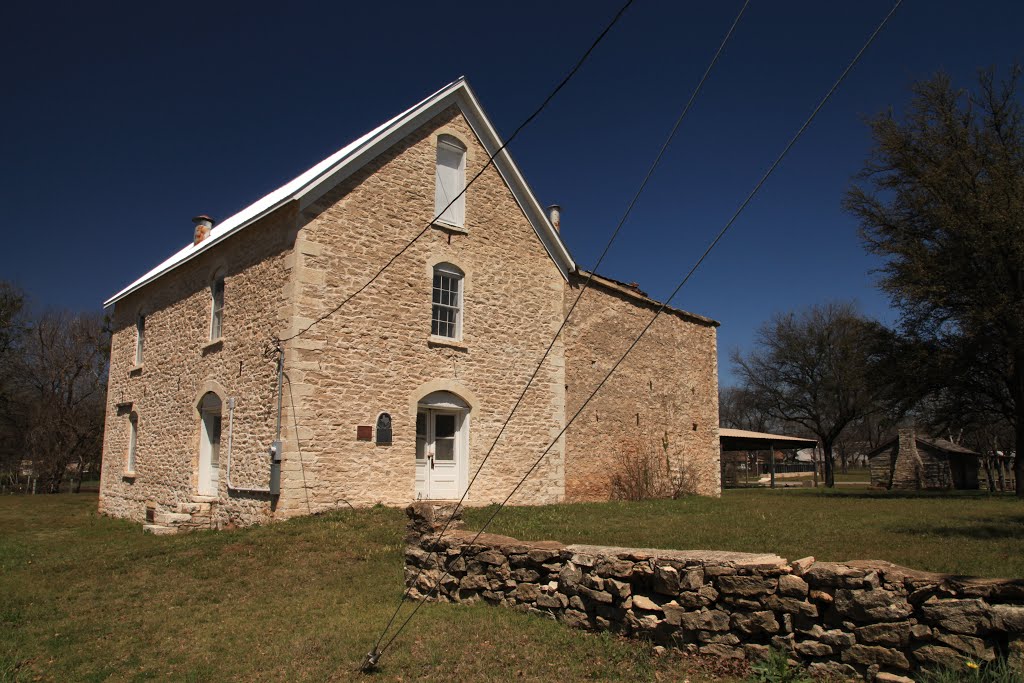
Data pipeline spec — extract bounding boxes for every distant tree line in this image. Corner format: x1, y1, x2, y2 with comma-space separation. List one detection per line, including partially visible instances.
727, 67, 1024, 495
0, 282, 108, 493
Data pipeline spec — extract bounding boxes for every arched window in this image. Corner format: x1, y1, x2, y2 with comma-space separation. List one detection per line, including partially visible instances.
376, 413, 393, 445
210, 276, 225, 340
127, 412, 139, 473
134, 313, 145, 366
431, 263, 463, 339
434, 135, 466, 227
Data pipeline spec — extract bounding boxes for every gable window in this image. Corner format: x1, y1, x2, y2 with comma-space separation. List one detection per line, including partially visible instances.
127, 412, 138, 473
210, 277, 225, 340
376, 413, 393, 445
431, 263, 463, 339
434, 135, 466, 227
135, 314, 145, 366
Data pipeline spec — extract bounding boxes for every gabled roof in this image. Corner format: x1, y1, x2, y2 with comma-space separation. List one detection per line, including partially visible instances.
104, 77, 576, 308
866, 434, 980, 459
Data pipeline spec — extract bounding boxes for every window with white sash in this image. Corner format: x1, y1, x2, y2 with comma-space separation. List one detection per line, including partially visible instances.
135, 314, 145, 366
127, 412, 138, 473
431, 263, 463, 339
434, 136, 466, 227
210, 277, 225, 340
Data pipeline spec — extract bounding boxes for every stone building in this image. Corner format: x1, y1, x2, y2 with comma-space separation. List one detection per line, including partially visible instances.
98, 78, 720, 532
867, 428, 980, 490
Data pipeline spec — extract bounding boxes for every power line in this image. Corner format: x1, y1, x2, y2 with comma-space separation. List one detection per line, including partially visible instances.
371, 0, 903, 663
365, 0, 751, 668
279, 0, 636, 345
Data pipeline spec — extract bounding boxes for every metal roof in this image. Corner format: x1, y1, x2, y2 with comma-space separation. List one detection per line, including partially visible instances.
576, 270, 719, 327
104, 77, 576, 308
719, 428, 818, 451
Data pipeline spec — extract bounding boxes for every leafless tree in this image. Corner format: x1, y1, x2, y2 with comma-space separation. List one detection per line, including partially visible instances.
6, 310, 108, 493
732, 302, 884, 487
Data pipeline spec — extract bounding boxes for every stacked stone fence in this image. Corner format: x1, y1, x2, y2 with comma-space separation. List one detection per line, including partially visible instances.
405, 503, 1024, 681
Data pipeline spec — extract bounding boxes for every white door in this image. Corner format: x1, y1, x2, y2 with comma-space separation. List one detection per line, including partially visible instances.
415, 408, 463, 500
198, 394, 222, 496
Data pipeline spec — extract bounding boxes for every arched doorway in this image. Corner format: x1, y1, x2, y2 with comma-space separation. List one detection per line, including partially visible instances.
197, 392, 222, 496
415, 391, 469, 500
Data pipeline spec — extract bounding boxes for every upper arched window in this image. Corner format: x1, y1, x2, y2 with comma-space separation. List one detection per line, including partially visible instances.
434, 135, 466, 227
127, 412, 139, 473
431, 263, 463, 339
134, 313, 145, 366
210, 276, 225, 340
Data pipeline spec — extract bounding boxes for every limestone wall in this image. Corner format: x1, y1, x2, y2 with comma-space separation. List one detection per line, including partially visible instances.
405, 503, 1024, 681
278, 105, 567, 513
98, 207, 296, 528
562, 277, 720, 500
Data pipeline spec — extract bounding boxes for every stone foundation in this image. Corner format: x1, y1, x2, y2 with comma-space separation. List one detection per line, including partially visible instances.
404, 503, 1024, 680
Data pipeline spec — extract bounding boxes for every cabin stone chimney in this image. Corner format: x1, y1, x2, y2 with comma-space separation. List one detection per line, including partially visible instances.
192, 215, 215, 245
893, 426, 924, 489
547, 204, 561, 233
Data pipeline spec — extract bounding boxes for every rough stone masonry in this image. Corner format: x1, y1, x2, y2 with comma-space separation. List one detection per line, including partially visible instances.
404, 503, 1024, 681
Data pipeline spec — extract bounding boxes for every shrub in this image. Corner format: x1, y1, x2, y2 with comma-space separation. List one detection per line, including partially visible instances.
747, 647, 810, 683
610, 430, 700, 500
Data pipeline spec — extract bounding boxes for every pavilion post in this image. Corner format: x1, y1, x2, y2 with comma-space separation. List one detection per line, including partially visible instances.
769, 443, 776, 489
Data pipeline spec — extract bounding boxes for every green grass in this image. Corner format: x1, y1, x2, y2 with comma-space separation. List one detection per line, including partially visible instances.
0, 495, 742, 682
465, 488, 1024, 578
5, 489, 1023, 681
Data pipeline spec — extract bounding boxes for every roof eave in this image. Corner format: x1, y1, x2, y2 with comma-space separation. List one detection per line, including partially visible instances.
104, 77, 577, 309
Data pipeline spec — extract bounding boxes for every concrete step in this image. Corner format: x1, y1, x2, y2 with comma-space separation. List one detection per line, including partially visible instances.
178, 502, 211, 514
190, 495, 219, 504
143, 524, 177, 536
154, 511, 193, 526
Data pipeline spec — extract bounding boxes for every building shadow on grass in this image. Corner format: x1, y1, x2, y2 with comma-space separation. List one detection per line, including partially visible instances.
812, 488, 1021, 501
886, 515, 1024, 540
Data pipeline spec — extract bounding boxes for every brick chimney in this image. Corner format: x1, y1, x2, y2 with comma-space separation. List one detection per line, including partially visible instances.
192, 215, 215, 245
547, 205, 561, 233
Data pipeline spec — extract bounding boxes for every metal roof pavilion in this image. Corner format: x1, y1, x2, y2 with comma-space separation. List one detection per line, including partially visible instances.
719, 428, 817, 451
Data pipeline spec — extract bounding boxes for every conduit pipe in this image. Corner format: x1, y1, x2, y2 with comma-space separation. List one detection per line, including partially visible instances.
225, 396, 272, 493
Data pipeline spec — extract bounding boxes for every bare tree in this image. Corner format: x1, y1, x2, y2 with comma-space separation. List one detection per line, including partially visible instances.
732, 302, 883, 487
9, 311, 108, 493
0, 283, 26, 488
719, 386, 777, 432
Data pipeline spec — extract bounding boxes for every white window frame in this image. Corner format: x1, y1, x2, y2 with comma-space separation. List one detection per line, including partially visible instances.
126, 412, 138, 473
431, 264, 463, 340
210, 277, 225, 341
134, 313, 145, 366
434, 135, 466, 228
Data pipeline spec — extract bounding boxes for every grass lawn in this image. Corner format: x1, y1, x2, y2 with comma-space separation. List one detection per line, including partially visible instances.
4, 490, 1023, 682
466, 487, 1024, 579
0, 494, 743, 683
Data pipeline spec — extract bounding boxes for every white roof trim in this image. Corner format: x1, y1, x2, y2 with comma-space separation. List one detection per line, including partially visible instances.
718, 428, 818, 444
104, 78, 576, 309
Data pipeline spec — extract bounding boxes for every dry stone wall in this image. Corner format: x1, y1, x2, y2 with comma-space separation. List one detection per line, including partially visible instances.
405, 503, 1024, 681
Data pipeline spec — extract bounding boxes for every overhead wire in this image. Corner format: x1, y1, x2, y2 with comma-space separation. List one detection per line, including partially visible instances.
278, 0, 636, 346
366, 0, 752, 667
371, 0, 904, 663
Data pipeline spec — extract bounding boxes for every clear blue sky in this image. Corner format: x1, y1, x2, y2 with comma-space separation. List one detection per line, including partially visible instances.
2, 1, 1021, 386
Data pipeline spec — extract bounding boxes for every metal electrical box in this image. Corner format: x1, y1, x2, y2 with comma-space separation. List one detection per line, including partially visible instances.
269, 440, 282, 495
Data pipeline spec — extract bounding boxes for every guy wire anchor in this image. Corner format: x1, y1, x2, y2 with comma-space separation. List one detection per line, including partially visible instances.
360, 648, 381, 673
